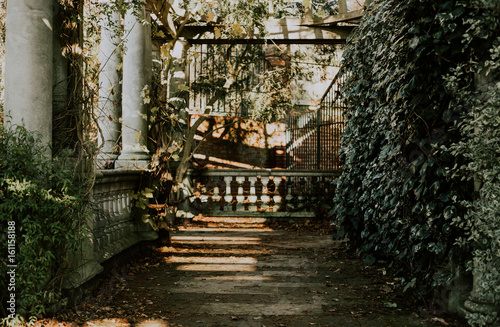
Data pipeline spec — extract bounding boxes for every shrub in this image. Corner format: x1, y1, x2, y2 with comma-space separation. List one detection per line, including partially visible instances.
0, 125, 86, 321
333, 0, 499, 324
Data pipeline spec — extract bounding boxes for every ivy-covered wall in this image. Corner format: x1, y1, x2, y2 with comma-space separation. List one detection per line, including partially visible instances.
333, 0, 499, 325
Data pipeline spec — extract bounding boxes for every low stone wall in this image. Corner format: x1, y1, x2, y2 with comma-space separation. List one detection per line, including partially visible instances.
63, 169, 157, 290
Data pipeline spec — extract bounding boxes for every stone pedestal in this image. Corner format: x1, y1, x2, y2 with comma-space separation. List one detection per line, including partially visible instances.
98, 3, 122, 167
117, 3, 150, 169
4, 0, 55, 156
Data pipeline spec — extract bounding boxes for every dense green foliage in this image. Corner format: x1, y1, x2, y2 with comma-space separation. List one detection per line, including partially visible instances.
0, 126, 86, 320
447, 70, 500, 326
334, 0, 500, 324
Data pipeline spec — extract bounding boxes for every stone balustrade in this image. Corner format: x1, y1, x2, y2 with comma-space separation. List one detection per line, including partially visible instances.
64, 169, 156, 290
92, 169, 145, 261
190, 169, 340, 217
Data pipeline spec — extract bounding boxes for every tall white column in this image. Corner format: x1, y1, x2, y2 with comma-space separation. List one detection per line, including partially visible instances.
5, 0, 55, 156
98, 2, 122, 167
117, 2, 150, 169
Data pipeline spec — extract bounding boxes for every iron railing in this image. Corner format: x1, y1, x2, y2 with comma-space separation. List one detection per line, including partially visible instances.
286, 71, 346, 170
186, 44, 272, 117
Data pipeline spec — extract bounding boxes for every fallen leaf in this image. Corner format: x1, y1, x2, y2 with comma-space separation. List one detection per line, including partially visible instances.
431, 317, 449, 325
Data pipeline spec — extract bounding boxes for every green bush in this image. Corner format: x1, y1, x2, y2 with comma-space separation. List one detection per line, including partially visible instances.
0, 125, 86, 321
333, 0, 499, 324
446, 71, 500, 326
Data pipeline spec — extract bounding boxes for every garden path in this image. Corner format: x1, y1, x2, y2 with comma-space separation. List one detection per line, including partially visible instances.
50, 217, 466, 327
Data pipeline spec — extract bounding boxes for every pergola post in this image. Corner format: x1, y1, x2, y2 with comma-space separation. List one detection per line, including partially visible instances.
168, 40, 190, 101
117, 2, 151, 169
97, 1, 123, 167
4, 0, 55, 156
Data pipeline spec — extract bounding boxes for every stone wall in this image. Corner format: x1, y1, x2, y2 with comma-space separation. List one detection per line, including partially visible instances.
63, 169, 156, 290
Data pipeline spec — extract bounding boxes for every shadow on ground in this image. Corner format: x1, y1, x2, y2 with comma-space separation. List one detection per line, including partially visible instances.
39, 217, 467, 327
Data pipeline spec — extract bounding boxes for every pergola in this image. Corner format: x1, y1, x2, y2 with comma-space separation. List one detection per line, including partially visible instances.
147, 0, 365, 45
3, 0, 367, 167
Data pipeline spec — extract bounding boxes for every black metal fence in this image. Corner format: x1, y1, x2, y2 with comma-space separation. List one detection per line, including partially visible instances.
286, 72, 346, 170
186, 44, 272, 117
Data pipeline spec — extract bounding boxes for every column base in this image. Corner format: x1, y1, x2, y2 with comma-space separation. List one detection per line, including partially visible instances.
458, 297, 500, 326
116, 152, 150, 169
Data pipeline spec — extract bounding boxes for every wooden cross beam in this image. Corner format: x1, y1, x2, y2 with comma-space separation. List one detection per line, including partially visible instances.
147, 0, 363, 45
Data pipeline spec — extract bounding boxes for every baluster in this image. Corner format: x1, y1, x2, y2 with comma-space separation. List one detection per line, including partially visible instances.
242, 176, 251, 211
236, 176, 245, 211
255, 175, 263, 211
118, 182, 127, 217
278, 176, 288, 211
107, 183, 115, 218
290, 176, 299, 209
267, 176, 276, 211
212, 180, 220, 209
224, 176, 233, 210
218, 177, 226, 211
261, 176, 269, 208
230, 176, 239, 211
299, 177, 307, 210
112, 190, 120, 218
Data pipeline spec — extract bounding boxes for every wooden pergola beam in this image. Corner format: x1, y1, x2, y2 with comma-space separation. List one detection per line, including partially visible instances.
299, 10, 364, 26
264, 18, 353, 41
147, 0, 362, 44
185, 38, 348, 45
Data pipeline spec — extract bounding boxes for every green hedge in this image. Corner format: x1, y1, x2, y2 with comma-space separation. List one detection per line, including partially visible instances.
333, 0, 500, 325
0, 126, 86, 322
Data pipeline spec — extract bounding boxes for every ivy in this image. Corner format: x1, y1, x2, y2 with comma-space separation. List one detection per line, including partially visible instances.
333, 0, 500, 324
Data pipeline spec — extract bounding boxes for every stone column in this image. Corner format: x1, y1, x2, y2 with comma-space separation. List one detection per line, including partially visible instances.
98, 2, 122, 167
117, 2, 150, 169
4, 0, 55, 156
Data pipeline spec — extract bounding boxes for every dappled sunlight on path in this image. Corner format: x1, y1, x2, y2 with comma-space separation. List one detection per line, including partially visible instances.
40, 216, 466, 327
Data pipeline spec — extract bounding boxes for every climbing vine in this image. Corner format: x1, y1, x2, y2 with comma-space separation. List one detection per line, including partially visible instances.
334, 0, 500, 324
0, 0, 147, 323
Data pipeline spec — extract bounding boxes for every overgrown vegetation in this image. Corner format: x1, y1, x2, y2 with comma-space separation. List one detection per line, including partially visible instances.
0, 126, 87, 322
334, 0, 500, 325
0, 1, 103, 323
144, 0, 341, 220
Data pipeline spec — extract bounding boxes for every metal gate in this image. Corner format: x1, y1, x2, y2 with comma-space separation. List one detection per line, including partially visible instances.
286, 72, 346, 170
